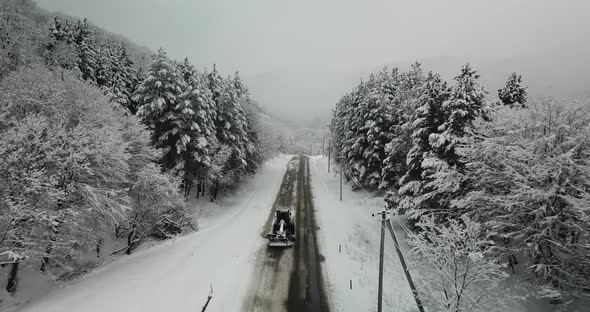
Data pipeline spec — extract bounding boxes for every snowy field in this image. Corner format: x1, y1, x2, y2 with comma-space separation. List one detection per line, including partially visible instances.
14, 155, 292, 312
309, 156, 418, 312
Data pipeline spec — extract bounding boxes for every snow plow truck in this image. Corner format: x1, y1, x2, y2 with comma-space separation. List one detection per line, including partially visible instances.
267, 208, 295, 247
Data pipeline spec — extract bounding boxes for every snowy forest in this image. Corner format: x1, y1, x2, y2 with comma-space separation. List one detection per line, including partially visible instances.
0, 0, 280, 296
330, 62, 590, 308
1, 0, 589, 311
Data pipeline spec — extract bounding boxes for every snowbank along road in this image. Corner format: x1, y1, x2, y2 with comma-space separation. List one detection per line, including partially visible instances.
243, 155, 329, 312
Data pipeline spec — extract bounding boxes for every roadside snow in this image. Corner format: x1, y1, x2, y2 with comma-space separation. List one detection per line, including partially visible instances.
17, 155, 292, 312
309, 156, 418, 312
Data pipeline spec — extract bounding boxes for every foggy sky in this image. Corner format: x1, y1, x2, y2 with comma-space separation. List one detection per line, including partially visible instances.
36, 0, 590, 124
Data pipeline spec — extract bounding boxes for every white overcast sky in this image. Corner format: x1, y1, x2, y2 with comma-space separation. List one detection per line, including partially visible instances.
36, 0, 590, 123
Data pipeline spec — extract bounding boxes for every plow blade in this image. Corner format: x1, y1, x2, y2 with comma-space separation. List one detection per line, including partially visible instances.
267, 234, 295, 247
269, 239, 294, 247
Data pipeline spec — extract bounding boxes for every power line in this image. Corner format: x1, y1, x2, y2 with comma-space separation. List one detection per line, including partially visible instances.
345, 171, 487, 312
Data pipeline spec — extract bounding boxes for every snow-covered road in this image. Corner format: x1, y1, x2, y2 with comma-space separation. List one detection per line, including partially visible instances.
19, 156, 292, 312
309, 156, 418, 312
243, 155, 328, 312
18, 155, 418, 312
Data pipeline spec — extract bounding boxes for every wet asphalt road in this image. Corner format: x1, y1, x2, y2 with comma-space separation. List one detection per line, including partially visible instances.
243, 156, 328, 312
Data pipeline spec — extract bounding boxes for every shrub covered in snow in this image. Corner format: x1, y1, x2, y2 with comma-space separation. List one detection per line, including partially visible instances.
0, 66, 195, 292
409, 215, 509, 312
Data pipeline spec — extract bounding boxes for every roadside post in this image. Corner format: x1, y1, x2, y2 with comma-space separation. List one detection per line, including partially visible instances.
337, 156, 344, 201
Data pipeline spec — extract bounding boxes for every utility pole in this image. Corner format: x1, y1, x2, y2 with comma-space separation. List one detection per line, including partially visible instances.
328, 139, 331, 173
372, 210, 389, 312
322, 136, 325, 158
386, 219, 425, 312
339, 169, 343, 201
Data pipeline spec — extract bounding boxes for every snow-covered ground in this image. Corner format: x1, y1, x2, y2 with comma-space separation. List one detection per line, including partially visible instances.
309, 156, 590, 312
15, 155, 292, 312
309, 156, 418, 312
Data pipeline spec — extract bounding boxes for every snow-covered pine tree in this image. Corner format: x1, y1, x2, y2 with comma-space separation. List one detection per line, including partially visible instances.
44, 17, 77, 70
176, 58, 216, 195
381, 64, 424, 191
72, 18, 98, 82
498, 72, 527, 108
222, 74, 250, 170
393, 72, 450, 214
234, 73, 263, 174
49, 17, 72, 43
343, 76, 373, 186
330, 92, 352, 163
359, 68, 396, 188
209, 67, 249, 170
204, 67, 252, 197
133, 48, 187, 171
433, 64, 489, 167
242, 97, 264, 174
110, 43, 136, 107
94, 43, 113, 87
125, 66, 145, 115
404, 64, 489, 222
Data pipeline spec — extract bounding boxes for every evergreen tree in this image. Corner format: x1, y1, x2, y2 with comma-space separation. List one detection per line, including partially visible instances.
343, 77, 373, 185
111, 43, 136, 107
359, 68, 396, 187
393, 72, 450, 214
380, 64, 424, 191
234, 74, 263, 174
330, 92, 352, 163
126, 66, 145, 115
94, 44, 113, 87
49, 17, 73, 43
177, 58, 216, 194
401, 64, 489, 221
73, 18, 98, 82
498, 72, 527, 108
242, 99, 264, 174
433, 64, 489, 167
133, 48, 187, 171
208, 66, 249, 169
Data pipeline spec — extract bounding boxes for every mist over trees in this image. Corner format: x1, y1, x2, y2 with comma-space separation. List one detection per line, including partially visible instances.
0, 0, 278, 295
330, 63, 590, 307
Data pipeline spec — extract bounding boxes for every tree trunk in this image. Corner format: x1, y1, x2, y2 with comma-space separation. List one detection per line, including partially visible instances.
96, 238, 102, 258
6, 261, 19, 294
126, 224, 137, 255
40, 223, 60, 272
508, 255, 516, 274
